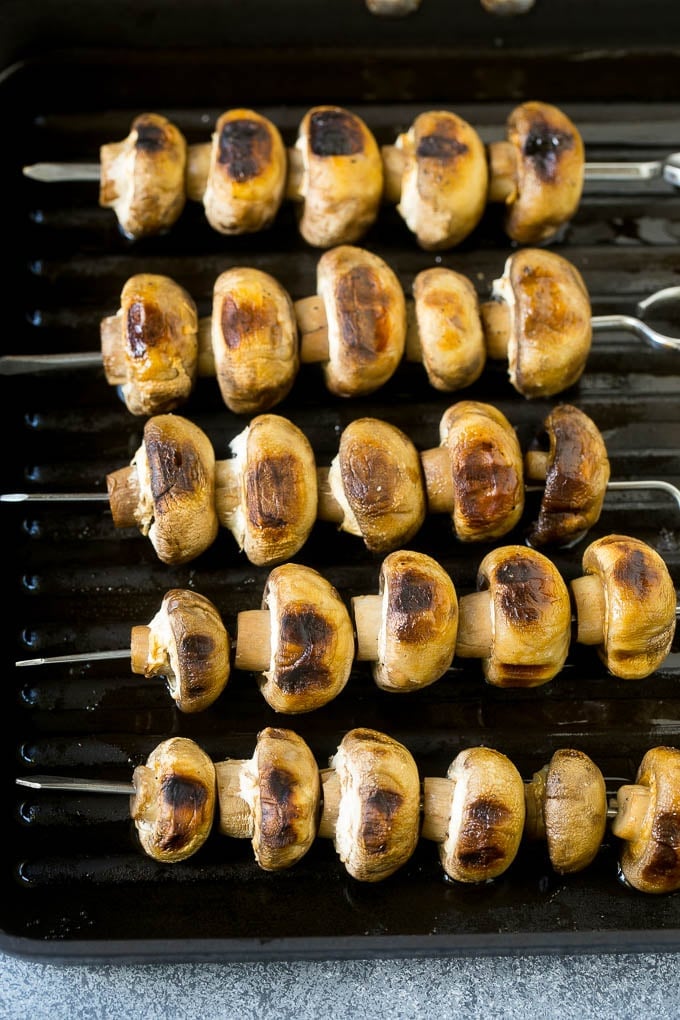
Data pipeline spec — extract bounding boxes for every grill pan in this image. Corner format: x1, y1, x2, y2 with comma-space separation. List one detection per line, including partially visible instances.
2, 10, 680, 961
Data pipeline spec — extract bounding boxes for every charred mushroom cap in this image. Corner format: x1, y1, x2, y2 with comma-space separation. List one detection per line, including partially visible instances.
329, 728, 421, 882
202, 108, 286, 234
130, 737, 216, 863
579, 535, 676, 679
316, 245, 406, 397
488, 248, 592, 399
329, 417, 427, 553
133, 589, 231, 713
99, 113, 187, 239
438, 747, 525, 883
439, 401, 525, 542
211, 267, 299, 415
292, 106, 384, 248
412, 268, 486, 392
526, 404, 611, 548
257, 563, 355, 713
101, 274, 198, 417
616, 746, 680, 894
394, 110, 488, 250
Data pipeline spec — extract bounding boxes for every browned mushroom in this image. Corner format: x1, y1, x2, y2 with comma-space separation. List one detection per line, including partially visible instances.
421, 746, 525, 882
130, 737, 216, 863
366, 0, 422, 13
99, 113, 187, 240
318, 728, 421, 882
571, 534, 676, 680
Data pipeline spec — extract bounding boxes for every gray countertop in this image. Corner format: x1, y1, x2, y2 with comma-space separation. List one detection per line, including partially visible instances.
1, 950, 679, 1019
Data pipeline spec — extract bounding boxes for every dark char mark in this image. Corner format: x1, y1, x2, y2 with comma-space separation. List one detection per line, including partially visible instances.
523, 117, 574, 183
135, 120, 167, 153
495, 557, 546, 624
126, 301, 166, 358
159, 774, 208, 851
361, 788, 404, 855
310, 110, 363, 157
260, 765, 299, 848
416, 134, 468, 161
276, 607, 333, 695
218, 119, 271, 182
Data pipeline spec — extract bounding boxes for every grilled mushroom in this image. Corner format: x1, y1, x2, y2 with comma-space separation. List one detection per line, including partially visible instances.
487, 101, 585, 244
525, 404, 611, 548
130, 589, 230, 713
318, 728, 421, 882
352, 550, 458, 692
422, 746, 525, 882
287, 106, 384, 248
571, 534, 676, 679
215, 728, 320, 871
409, 268, 486, 392
456, 545, 572, 687
524, 749, 607, 873
99, 113, 187, 239
481, 248, 592, 399
130, 737, 216, 863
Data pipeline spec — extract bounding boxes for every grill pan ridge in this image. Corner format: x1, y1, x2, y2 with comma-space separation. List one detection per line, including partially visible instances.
2, 38, 680, 961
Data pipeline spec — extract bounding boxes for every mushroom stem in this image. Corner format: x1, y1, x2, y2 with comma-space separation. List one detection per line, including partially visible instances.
571, 574, 606, 646
214, 460, 241, 526
295, 296, 330, 363
214, 759, 254, 838
480, 300, 511, 360
285, 146, 304, 201
100, 314, 124, 382
234, 610, 271, 671
420, 447, 455, 514
186, 142, 211, 201
380, 144, 405, 204
197, 316, 215, 377
456, 590, 493, 659
523, 766, 548, 840
318, 767, 341, 838
106, 466, 141, 528
404, 302, 423, 363
130, 626, 151, 674
487, 140, 518, 203
610, 784, 651, 841
316, 466, 344, 523
524, 450, 550, 482
352, 594, 383, 661
421, 776, 454, 842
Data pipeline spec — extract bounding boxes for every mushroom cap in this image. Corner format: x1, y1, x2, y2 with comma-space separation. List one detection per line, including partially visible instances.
619, 746, 680, 894
492, 248, 592, 399
203, 108, 286, 234
211, 267, 299, 415
581, 534, 676, 679
331, 727, 421, 882
526, 404, 611, 548
101, 274, 198, 417
330, 417, 426, 553
440, 746, 525, 883
143, 589, 231, 713
503, 101, 585, 244
316, 245, 406, 397
99, 113, 187, 239
395, 110, 488, 250
412, 268, 486, 392
439, 401, 525, 542
476, 545, 572, 687
541, 748, 607, 873
373, 550, 458, 692
294, 106, 383, 248
258, 563, 355, 713
130, 737, 216, 863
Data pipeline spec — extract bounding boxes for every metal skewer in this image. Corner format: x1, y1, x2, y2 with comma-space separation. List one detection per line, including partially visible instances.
0, 492, 109, 503
16, 775, 134, 793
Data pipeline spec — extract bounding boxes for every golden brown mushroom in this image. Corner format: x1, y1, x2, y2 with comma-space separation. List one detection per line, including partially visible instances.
571, 534, 676, 680
130, 737, 216, 863
99, 113, 187, 240
318, 728, 421, 882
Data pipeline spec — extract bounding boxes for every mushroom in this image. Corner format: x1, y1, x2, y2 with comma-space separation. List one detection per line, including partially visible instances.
317, 417, 426, 554
100, 274, 198, 417
422, 746, 525, 882
106, 413, 219, 565
366, 0, 422, 11
487, 101, 585, 244
99, 113, 187, 240
210, 267, 299, 415
381, 110, 488, 251
524, 749, 607, 873
318, 728, 421, 882
234, 563, 355, 713
352, 549, 458, 692
215, 728, 320, 871
570, 534, 676, 679
129, 589, 231, 713
286, 106, 384, 248
130, 737, 216, 863
480, 248, 592, 399
297, 245, 406, 397
612, 746, 680, 894
525, 403, 611, 548
456, 545, 572, 687
420, 401, 524, 543
481, 0, 536, 12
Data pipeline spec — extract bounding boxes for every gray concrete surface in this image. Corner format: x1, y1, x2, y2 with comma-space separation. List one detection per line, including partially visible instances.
1, 951, 679, 1019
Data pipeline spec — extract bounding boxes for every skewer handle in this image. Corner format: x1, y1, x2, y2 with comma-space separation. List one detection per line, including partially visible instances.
0, 353, 104, 374
23, 162, 101, 183
16, 775, 134, 794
